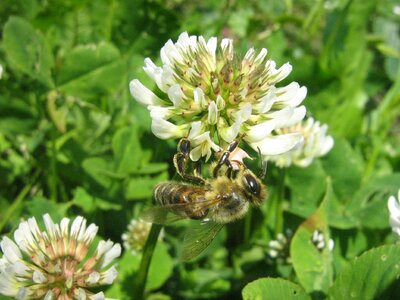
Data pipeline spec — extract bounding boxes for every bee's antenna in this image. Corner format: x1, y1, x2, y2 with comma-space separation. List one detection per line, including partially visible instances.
257, 147, 267, 179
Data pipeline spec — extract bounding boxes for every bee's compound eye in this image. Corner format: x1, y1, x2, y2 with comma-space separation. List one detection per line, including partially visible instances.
244, 174, 260, 196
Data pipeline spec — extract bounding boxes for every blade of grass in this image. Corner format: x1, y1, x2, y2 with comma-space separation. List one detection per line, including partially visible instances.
0, 171, 39, 232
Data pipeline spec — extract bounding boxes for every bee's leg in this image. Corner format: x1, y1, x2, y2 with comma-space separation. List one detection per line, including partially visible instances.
194, 160, 202, 178
257, 146, 268, 179
173, 138, 190, 178
173, 138, 205, 184
187, 209, 209, 220
226, 163, 234, 178
212, 139, 240, 178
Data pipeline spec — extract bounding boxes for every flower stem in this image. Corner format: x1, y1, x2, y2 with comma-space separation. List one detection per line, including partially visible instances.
133, 223, 162, 300
275, 168, 286, 234
0, 171, 39, 232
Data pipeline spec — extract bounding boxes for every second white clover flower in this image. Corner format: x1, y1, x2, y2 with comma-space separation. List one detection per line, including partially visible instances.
388, 190, 400, 236
264, 117, 334, 168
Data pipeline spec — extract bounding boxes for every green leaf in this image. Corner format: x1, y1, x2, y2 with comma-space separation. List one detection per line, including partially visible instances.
0, 95, 37, 134
321, 138, 363, 201
72, 187, 121, 213
332, 229, 368, 274
287, 160, 327, 218
373, 18, 400, 81
57, 42, 125, 99
82, 157, 113, 188
320, 0, 374, 77
329, 244, 400, 299
3, 16, 54, 87
132, 162, 169, 175
112, 125, 142, 176
125, 173, 168, 200
242, 278, 311, 300
321, 96, 365, 139
180, 268, 231, 299
290, 178, 334, 294
228, 8, 252, 38
349, 173, 400, 229
25, 196, 70, 221
326, 192, 359, 229
147, 293, 172, 300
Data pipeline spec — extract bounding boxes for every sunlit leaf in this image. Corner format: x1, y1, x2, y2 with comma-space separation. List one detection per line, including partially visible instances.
72, 187, 121, 213
112, 125, 143, 176
242, 278, 311, 300
287, 160, 327, 218
349, 173, 400, 229
179, 268, 231, 299
125, 173, 168, 200
26, 196, 70, 221
3, 16, 54, 87
82, 157, 113, 188
329, 244, 400, 299
321, 138, 363, 202
57, 42, 125, 99
290, 178, 334, 294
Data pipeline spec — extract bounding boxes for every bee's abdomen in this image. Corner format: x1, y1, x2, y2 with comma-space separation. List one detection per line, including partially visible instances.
154, 182, 203, 206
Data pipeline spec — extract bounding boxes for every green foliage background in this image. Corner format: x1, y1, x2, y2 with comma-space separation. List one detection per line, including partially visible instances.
0, 0, 399, 299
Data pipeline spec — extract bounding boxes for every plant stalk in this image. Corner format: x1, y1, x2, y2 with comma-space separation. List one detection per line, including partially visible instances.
133, 223, 162, 300
275, 168, 286, 234
0, 171, 39, 232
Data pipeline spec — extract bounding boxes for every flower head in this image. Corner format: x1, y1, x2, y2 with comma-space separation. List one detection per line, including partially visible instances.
0, 214, 121, 300
130, 32, 307, 161
388, 190, 400, 236
122, 219, 154, 255
264, 117, 334, 168
311, 230, 334, 252
268, 229, 293, 263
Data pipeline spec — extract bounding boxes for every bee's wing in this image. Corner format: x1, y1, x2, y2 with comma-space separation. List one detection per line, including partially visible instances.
180, 221, 224, 261
139, 206, 186, 225
140, 197, 223, 225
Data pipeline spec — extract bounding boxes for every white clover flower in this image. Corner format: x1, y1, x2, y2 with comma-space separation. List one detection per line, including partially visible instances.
388, 190, 400, 236
264, 117, 334, 168
122, 219, 161, 256
268, 229, 292, 263
0, 214, 121, 299
130, 32, 307, 161
311, 230, 334, 252
394, 5, 400, 16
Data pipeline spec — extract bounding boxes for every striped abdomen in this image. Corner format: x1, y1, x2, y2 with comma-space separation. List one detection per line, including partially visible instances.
153, 182, 207, 219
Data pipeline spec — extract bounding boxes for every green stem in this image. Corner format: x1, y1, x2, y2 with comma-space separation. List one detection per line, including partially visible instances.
133, 223, 162, 300
362, 138, 381, 184
0, 171, 39, 232
49, 136, 58, 202
275, 168, 286, 235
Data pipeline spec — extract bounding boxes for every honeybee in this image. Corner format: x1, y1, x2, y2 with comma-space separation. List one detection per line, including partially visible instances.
140, 138, 267, 261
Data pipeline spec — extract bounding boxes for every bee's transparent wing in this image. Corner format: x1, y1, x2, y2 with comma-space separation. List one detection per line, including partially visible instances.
180, 221, 224, 261
140, 197, 223, 225
139, 206, 186, 225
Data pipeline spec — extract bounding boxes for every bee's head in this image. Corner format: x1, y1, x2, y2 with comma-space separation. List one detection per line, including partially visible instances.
241, 170, 266, 205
